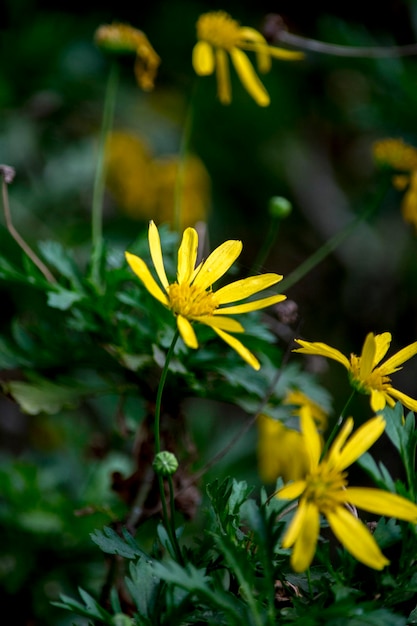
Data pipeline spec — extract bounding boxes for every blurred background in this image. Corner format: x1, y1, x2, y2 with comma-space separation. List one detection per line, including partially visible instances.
2, 0, 417, 623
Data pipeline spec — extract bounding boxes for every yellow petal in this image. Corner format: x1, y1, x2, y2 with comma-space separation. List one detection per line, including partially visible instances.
177, 227, 198, 285
216, 48, 232, 104
360, 333, 376, 379
300, 406, 321, 470
230, 47, 270, 107
195, 315, 244, 333
192, 40, 215, 75
238, 27, 271, 73
213, 327, 260, 370
373, 332, 392, 366
370, 389, 387, 412
125, 251, 169, 306
215, 273, 283, 304
177, 314, 198, 349
378, 341, 417, 375
193, 240, 242, 290
344, 487, 417, 521
281, 497, 309, 549
326, 506, 389, 570
335, 415, 385, 470
148, 220, 169, 290
276, 480, 307, 501
293, 340, 350, 370
268, 46, 305, 61
215, 293, 286, 315
387, 387, 417, 412
290, 501, 320, 572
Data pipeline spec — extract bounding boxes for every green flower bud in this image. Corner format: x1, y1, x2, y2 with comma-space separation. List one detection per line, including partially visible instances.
112, 614, 134, 626
153, 451, 179, 476
269, 196, 292, 219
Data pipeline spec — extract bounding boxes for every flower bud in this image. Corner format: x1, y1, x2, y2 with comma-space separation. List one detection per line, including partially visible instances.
153, 451, 179, 476
269, 196, 292, 219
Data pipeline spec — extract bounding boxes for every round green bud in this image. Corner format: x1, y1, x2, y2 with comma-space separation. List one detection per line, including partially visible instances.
268, 196, 292, 219
153, 451, 179, 476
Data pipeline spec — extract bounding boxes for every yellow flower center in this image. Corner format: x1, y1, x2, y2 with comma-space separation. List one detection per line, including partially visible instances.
349, 355, 391, 395
373, 138, 417, 171
196, 11, 242, 51
304, 464, 348, 511
168, 283, 219, 318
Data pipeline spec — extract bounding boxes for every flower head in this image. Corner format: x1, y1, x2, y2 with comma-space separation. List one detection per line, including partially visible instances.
373, 138, 417, 231
125, 221, 286, 369
276, 408, 417, 572
192, 11, 303, 106
294, 332, 417, 413
95, 22, 160, 90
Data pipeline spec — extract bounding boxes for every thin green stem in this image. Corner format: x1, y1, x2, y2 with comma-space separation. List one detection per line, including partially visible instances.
278, 178, 390, 294
90, 61, 119, 286
153, 330, 183, 563
250, 216, 280, 275
320, 389, 356, 461
173, 92, 195, 233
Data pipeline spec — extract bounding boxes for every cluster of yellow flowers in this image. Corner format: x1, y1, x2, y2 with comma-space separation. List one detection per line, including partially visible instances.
97, 13, 417, 577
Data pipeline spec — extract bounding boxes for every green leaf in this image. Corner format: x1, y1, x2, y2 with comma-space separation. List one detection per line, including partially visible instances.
53, 588, 113, 623
38, 240, 83, 285
125, 558, 159, 619
4, 379, 82, 415
90, 526, 149, 560
47, 286, 84, 310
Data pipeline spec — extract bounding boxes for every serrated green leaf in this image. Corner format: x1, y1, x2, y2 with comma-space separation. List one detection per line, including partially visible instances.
38, 240, 83, 285
125, 558, 159, 619
90, 526, 149, 560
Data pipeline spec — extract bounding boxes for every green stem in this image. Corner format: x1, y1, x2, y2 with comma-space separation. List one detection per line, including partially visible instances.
173, 98, 194, 234
250, 216, 280, 275
153, 330, 183, 562
90, 61, 119, 286
320, 389, 356, 461
278, 178, 390, 294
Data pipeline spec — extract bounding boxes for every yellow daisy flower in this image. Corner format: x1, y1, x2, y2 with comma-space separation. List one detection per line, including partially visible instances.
276, 408, 417, 572
125, 221, 286, 369
294, 332, 417, 413
192, 11, 303, 106
95, 22, 160, 91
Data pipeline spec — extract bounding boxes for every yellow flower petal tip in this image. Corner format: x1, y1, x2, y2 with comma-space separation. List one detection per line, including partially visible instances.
126, 221, 286, 369
192, 11, 302, 106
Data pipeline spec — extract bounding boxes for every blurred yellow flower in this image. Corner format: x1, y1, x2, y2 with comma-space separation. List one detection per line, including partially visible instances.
105, 131, 211, 228
373, 138, 417, 231
276, 409, 417, 572
294, 332, 417, 413
258, 391, 328, 484
125, 221, 286, 369
192, 11, 303, 106
95, 22, 160, 90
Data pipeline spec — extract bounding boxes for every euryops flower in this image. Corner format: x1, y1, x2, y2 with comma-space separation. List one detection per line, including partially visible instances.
373, 138, 417, 231
294, 332, 417, 412
125, 221, 286, 370
276, 408, 417, 572
95, 22, 160, 90
192, 11, 303, 106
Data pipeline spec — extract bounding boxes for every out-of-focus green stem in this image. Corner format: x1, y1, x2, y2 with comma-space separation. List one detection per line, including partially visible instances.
91, 62, 119, 286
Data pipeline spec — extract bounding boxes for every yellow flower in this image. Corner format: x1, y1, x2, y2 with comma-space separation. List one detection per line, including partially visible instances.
125, 221, 286, 369
294, 332, 417, 413
192, 11, 303, 106
257, 414, 310, 484
373, 138, 417, 171
276, 408, 417, 572
95, 22, 160, 90
106, 132, 210, 228
373, 138, 417, 232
